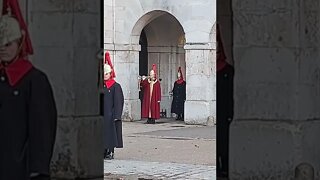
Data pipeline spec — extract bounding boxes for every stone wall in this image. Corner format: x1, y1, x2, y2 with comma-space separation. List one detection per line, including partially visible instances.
230, 0, 320, 179
27, 0, 103, 178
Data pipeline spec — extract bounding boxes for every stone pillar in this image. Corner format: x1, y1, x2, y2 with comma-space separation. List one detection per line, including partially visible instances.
105, 44, 141, 121
230, 0, 320, 179
28, 0, 103, 178
184, 43, 215, 125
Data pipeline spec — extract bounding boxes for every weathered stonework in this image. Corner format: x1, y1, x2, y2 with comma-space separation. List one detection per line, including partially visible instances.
229, 0, 320, 179
27, 0, 103, 178
51, 117, 103, 179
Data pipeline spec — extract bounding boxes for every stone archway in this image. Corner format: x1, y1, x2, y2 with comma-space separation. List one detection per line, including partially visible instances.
132, 10, 187, 119
111, 8, 215, 124
140, 12, 186, 118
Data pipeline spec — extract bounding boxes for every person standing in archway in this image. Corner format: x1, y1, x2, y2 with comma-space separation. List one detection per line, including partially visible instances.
170, 67, 186, 121
140, 64, 161, 124
0, 0, 57, 179
104, 52, 124, 160
216, 23, 234, 178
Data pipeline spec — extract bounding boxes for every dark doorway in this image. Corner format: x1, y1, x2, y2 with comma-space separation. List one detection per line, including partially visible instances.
139, 29, 148, 104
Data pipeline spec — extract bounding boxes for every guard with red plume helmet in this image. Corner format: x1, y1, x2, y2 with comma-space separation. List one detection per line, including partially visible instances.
0, 0, 57, 179
140, 64, 161, 124
170, 67, 186, 121
103, 51, 124, 160
216, 23, 234, 179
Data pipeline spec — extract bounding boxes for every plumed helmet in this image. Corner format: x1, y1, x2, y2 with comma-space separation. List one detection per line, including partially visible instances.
0, 0, 33, 56
104, 64, 112, 74
177, 67, 183, 79
149, 64, 157, 78
0, 14, 22, 46
104, 51, 115, 77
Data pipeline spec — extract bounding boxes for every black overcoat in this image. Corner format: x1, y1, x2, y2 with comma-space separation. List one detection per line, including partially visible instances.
104, 82, 124, 149
171, 81, 186, 115
0, 67, 57, 180
216, 64, 234, 177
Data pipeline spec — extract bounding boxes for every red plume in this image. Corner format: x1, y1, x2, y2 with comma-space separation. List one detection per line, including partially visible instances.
105, 51, 116, 78
152, 64, 157, 78
178, 66, 184, 80
3, 0, 33, 56
176, 66, 185, 84
216, 23, 227, 72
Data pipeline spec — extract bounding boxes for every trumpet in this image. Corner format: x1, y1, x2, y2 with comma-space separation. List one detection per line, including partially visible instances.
137, 75, 151, 80
138, 75, 151, 91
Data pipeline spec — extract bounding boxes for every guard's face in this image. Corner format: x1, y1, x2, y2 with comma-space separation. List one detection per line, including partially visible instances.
0, 40, 19, 62
177, 72, 181, 79
104, 73, 111, 80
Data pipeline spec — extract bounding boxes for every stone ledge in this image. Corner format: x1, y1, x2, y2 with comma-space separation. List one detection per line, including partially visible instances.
104, 44, 141, 51
184, 43, 214, 50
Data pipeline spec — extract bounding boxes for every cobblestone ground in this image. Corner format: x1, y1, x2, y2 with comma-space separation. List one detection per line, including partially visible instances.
104, 119, 215, 180
104, 159, 216, 180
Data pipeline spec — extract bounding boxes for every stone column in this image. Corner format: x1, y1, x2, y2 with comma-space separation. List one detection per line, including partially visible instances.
230, 0, 320, 179
28, 0, 103, 178
184, 43, 215, 125
105, 44, 141, 121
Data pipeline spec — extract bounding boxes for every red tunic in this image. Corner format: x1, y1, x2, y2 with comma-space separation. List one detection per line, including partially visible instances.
141, 79, 161, 119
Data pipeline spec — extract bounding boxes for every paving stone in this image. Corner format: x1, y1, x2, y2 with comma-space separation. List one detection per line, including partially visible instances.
104, 159, 216, 180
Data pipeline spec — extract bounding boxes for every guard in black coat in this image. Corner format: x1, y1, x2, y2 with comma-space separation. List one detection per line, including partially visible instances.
170, 67, 186, 121
104, 52, 124, 160
0, 2, 57, 180
216, 24, 234, 178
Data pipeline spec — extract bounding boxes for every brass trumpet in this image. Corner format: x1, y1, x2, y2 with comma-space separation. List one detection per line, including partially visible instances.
137, 75, 151, 80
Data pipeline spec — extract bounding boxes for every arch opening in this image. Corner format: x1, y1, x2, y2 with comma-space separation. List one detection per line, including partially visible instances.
134, 11, 186, 119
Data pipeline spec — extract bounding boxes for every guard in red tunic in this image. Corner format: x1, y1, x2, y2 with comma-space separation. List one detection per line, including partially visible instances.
216, 23, 234, 179
170, 67, 186, 120
140, 64, 161, 124
0, 0, 57, 179
104, 52, 124, 160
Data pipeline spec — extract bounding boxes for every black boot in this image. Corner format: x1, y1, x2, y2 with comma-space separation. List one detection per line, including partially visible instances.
104, 148, 114, 160
180, 114, 184, 121
147, 118, 152, 124
151, 119, 156, 124
176, 114, 180, 120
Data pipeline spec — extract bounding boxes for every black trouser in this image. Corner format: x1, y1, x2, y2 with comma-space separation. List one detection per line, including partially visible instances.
176, 113, 183, 119
105, 148, 114, 154
217, 64, 234, 178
